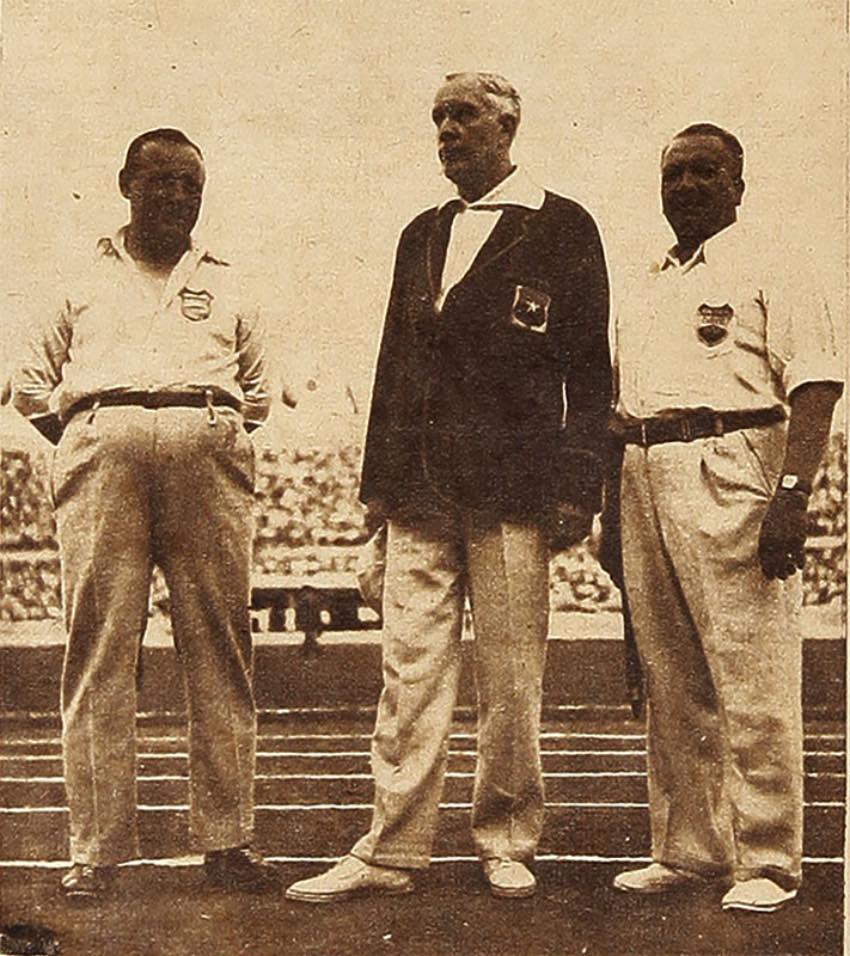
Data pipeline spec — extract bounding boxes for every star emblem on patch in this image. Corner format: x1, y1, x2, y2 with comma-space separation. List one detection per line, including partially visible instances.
510, 285, 551, 333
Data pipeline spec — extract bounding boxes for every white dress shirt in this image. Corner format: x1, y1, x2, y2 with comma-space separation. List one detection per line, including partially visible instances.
436, 167, 545, 312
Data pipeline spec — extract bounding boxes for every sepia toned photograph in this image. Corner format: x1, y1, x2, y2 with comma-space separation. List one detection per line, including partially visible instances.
0, 1, 846, 954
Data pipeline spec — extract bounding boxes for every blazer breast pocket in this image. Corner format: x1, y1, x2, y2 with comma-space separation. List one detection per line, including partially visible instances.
509, 284, 551, 334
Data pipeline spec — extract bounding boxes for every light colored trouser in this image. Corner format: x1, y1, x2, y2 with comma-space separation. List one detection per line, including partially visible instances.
52, 405, 257, 865
351, 506, 550, 868
621, 422, 803, 889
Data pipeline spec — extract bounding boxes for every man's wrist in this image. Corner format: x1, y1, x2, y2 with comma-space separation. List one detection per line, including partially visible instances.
778, 474, 812, 497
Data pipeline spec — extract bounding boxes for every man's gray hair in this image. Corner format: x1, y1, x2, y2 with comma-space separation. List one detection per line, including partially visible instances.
445, 71, 521, 128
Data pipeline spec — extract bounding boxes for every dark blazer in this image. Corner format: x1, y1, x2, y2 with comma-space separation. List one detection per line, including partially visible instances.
360, 190, 611, 521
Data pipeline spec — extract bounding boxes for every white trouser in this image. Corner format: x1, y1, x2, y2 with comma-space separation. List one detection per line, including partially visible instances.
621, 422, 803, 889
352, 505, 550, 868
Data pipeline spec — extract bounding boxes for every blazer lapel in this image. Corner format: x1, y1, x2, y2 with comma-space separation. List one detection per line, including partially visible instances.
461, 205, 536, 284
425, 204, 458, 303
425, 200, 542, 303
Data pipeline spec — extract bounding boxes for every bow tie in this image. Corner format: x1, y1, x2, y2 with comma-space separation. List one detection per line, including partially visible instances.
441, 200, 514, 215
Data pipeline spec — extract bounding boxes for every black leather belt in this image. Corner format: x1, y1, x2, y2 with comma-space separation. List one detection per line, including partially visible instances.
66, 389, 241, 420
615, 406, 785, 448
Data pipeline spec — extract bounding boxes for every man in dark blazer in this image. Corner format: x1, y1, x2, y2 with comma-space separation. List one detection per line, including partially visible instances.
287, 71, 611, 903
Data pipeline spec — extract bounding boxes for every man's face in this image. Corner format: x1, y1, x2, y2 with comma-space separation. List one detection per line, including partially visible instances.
661, 134, 743, 246
432, 76, 512, 191
120, 139, 205, 252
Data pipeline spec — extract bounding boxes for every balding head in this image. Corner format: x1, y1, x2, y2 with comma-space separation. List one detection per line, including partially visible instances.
443, 72, 521, 139
431, 72, 519, 201
660, 122, 745, 256
663, 123, 744, 183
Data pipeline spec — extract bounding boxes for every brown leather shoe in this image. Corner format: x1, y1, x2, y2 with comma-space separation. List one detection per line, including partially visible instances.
60, 863, 117, 901
204, 846, 280, 892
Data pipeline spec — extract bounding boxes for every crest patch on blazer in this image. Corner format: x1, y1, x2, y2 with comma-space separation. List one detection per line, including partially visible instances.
178, 287, 214, 322
696, 302, 733, 346
510, 285, 551, 333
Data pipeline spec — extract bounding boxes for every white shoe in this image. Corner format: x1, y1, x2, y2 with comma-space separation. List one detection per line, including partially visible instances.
285, 855, 414, 903
482, 859, 537, 899
613, 863, 705, 895
721, 878, 797, 913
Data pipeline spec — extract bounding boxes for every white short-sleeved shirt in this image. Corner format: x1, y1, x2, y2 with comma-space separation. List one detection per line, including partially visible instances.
12, 229, 271, 426
614, 221, 842, 419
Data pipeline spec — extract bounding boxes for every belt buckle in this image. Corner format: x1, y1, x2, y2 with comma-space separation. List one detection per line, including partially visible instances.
680, 418, 693, 442
640, 421, 648, 447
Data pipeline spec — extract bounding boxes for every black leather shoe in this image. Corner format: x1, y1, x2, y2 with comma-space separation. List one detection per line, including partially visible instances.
0, 923, 60, 954
60, 863, 116, 901
204, 846, 280, 892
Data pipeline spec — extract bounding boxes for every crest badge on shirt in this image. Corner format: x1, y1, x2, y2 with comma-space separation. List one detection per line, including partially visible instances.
696, 302, 733, 346
510, 285, 551, 334
178, 287, 214, 322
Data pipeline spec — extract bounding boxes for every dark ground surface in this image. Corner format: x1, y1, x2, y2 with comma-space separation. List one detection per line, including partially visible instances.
2, 715, 846, 955
0, 861, 844, 956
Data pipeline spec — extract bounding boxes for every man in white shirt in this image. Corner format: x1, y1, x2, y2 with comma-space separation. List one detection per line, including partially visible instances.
286, 72, 611, 903
12, 128, 278, 899
610, 123, 842, 912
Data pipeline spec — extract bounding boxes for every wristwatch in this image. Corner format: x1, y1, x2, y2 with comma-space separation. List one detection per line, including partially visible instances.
779, 474, 812, 495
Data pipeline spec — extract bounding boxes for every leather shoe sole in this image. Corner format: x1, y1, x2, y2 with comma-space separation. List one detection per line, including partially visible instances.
285, 881, 414, 904
483, 860, 537, 899
285, 856, 415, 903
721, 879, 797, 913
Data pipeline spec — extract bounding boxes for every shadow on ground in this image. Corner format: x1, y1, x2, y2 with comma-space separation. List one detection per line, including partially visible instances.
0, 862, 843, 956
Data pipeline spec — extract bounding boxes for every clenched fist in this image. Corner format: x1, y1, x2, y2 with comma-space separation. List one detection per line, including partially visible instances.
758, 488, 810, 580
549, 501, 593, 552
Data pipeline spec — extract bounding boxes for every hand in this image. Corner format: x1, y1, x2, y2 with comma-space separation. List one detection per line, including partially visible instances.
549, 502, 593, 552
758, 488, 810, 580
597, 478, 624, 590
598, 518, 624, 591
363, 498, 388, 536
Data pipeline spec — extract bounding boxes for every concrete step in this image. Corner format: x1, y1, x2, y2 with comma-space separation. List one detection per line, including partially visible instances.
4, 771, 845, 808
1, 719, 844, 864
1, 607, 845, 720
2, 804, 843, 863
1, 749, 844, 786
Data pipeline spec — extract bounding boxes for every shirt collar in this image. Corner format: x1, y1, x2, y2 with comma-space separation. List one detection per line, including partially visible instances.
659, 219, 740, 273
97, 226, 209, 268
439, 167, 546, 213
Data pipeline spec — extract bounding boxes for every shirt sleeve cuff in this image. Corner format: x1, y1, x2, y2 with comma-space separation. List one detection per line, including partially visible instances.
783, 355, 844, 399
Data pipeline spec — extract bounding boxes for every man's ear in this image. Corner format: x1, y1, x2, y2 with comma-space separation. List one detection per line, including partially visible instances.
118, 168, 131, 200
500, 113, 518, 142
735, 177, 745, 205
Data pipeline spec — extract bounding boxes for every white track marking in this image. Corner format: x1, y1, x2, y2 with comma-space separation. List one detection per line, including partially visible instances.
2, 800, 843, 814
0, 854, 842, 869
